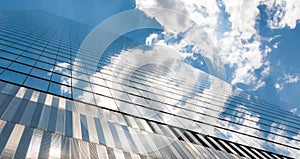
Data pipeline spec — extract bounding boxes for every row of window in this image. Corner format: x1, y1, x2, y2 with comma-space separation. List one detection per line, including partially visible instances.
0, 81, 297, 158
0, 120, 144, 159
0, 21, 282, 118
0, 23, 90, 57
0, 13, 87, 50
1, 52, 299, 140
0, 118, 257, 159
1, 54, 299, 137
0, 82, 292, 158
0, 41, 276, 121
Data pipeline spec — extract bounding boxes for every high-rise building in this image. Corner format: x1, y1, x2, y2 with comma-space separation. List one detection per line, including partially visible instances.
0, 10, 299, 158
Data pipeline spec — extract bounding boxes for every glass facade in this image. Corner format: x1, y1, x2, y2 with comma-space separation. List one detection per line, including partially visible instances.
0, 10, 299, 158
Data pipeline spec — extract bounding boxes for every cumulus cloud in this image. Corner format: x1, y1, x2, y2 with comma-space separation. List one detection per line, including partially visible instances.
265, 0, 300, 29
135, 0, 300, 91
284, 73, 300, 84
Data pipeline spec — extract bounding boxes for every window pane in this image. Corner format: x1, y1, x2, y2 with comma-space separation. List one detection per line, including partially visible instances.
24, 76, 49, 91
5, 46, 24, 55
91, 84, 111, 97
95, 94, 118, 111
27, 48, 42, 55
53, 66, 71, 76
35, 61, 54, 71
0, 70, 26, 84
9, 62, 32, 74
72, 79, 92, 91
39, 56, 55, 64
0, 58, 11, 68
50, 73, 62, 82
56, 56, 70, 63
22, 52, 39, 60
48, 82, 72, 98
0, 43, 8, 50
30, 68, 52, 80
0, 52, 18, 60
72, 88, 95, 104
16, 56, 36, 66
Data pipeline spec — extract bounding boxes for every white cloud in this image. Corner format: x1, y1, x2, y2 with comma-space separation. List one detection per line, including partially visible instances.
274, 83, 283, 91
265, 0, 300, 29
274, 73, 300, 92
273, 42, 280, 49
253, 80, 266, 91
290, 107, 297, 113
145, 33, 158, 45
284, 73, 300, 84
135, 0, 300, 91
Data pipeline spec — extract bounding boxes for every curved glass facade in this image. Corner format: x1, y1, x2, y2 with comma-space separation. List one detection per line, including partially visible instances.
0, 11, 298, 158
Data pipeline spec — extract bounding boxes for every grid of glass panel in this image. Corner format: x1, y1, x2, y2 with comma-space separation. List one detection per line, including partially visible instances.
0, 11, 299, 158
0, 81, 293, 159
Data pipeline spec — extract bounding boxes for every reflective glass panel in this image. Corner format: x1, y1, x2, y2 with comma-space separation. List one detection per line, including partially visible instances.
30, 68, 52, 80
0, 70, 26, 84
9, 62, 32, 74
48, 82, 72, 98
0, 58, 11, 68
24, 76, 49, 91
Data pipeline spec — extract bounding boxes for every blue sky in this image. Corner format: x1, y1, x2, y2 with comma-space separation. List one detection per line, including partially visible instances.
0, 0, 135, 26
1, 0, 300, 116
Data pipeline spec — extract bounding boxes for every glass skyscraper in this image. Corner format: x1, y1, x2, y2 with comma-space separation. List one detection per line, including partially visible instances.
0, 10, 299, 158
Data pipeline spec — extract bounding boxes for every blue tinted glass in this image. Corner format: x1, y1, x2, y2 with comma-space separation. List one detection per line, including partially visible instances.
0, 43, 8, 50
48, 82, 72, 98
51, 73, 71, 85
22, 52, 39, 59
51, 73, 63, 83
30, 68, 52, 80
0, 39, 12, 47
14, 127, 33, 157
54, 68, 71, 76
0, 70, 26, 84
72, 79, 91, 91
35, 61, 54, 70
57, 56, 70, 63
29, 46, 43, 52
0, 68, 3, 73
80, 115, 89, 141
15, 44, 28, 50
9, 62, 32, 74
59, 53, 69, 59
65, 110, 73, 136
27, 48, 42, 55
94, 118, 106, 145
16, 56, 36, 66
15, 40, 29, 46
0, 123, 14, 153
24, 76, 49, 91
47, 107, 58, 132
5, 46, 24, 55
39, 56, 55, 64
30, 103, 43, 128
0, 52, 18, 60
45, 49, 57, 54
0, 58, 11, 68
